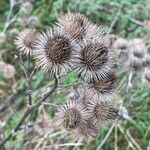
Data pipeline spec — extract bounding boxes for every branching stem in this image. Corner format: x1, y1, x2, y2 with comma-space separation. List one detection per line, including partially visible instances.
0, 76, 58, 146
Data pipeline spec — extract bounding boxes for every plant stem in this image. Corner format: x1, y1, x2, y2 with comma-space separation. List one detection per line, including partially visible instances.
0, 76, 58, 147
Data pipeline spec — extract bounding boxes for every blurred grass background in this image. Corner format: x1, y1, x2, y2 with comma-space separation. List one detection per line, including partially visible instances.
0, 0, 150, 150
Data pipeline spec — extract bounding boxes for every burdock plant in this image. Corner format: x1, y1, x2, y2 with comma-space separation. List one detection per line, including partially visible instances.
0, 12, 119, 146
18, 12, 118, 139
33, 28, 79, 75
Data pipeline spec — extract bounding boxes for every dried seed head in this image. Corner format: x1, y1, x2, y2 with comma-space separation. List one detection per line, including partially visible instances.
85, 72, 117, 101
113, 37, 128, 50
113, 38, 130, 63
56, 100, 91, 132
81, 43, 108, 68
72, 120, 99, 141
2, 64, 16, 79
118, 49, 130, 63
130, 56, 142, 70
33, 28, 78, 75
15, 29, 37, 55
142, 54, 150, 67
9, 29, 19, 40
57, 12, 89, 40
83, 23, 109, 47
129, 38, 146, 58
81, 90, 94, 106
90, 73, 117, 94
87, 101, 118, 127
76, 40, 116, 81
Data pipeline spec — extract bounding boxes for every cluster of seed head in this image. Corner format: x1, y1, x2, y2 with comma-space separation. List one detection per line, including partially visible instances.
15, 12, 118, 140
0, 61, 16, 79
112, 36, 150, 83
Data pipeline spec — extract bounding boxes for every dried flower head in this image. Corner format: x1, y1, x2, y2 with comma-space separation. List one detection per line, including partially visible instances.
80, 90, 94, 106
108, 34, 118, 47
83, 23, 109, 47
129, 38, 146, 58
119, 49, 130, 63
15, 28, 37, 55
2, 64, 16, 79
72, 120, 99, 140
113, 37, 128, 50
130, 56, 142, 70
86, 72, 117, 101
33, 28, 79, 75
142, 54, 150, 67
9, 29, 19, 40
76, 40, 116, 81
56, 12, 89, 40
56, 100, 91, 132
87, 101, 118, 127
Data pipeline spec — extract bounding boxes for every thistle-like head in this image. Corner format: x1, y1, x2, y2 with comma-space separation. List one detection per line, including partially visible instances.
15, 28, 37, 55
33, 28, 79, 75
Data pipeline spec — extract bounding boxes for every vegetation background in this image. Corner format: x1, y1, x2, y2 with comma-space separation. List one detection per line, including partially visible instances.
0, 0, 150, 150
